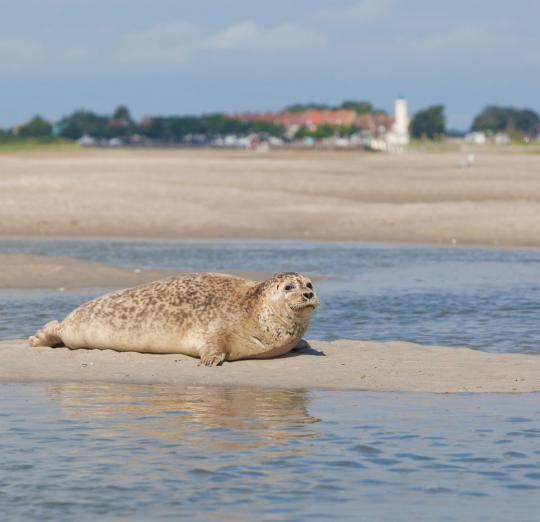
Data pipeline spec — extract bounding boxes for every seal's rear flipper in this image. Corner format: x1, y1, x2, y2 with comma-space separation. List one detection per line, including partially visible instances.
28, 320, 63, 347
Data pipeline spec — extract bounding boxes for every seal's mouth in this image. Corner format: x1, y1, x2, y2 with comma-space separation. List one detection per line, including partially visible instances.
289, 300, 319, 312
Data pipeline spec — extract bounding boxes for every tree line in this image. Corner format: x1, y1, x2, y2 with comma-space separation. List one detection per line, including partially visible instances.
1, 103, 538, 142
410, 105, 539, 139
0, 106, 286, 143
285, 100, 387, 115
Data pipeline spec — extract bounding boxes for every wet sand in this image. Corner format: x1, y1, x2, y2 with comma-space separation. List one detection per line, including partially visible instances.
2, 339, 539, 393
0, 255, 280, 289
1, 148, 540, 247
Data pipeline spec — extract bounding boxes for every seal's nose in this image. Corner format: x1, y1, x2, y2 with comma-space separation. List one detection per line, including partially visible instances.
303, 292, 314, 299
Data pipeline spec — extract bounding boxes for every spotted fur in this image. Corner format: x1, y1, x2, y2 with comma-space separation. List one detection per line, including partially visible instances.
28, 272, 319, 366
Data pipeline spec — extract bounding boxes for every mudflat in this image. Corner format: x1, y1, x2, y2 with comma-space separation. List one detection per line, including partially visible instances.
1, 148, 539, 247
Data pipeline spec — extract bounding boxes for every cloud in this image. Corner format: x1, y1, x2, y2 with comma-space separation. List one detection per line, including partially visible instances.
416, 21, 514, 54
0, 36, 95, 73
392, 20, 523, 65
311, 0, 395, 25
0, 37, 47, 72
204, 21, 327, 53
111, 21, 201, 66
110, 20, 328, 66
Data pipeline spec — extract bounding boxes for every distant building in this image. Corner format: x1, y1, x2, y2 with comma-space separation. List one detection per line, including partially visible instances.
493, 132, 511, 145
465, 131, 514, 145
77, 134, 97, 146
226, 98, 410, 151
384, 98, 410, 149
228, 108, 394, 138
465, 132, 487, 145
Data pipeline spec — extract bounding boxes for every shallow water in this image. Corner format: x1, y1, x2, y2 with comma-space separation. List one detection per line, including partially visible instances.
1, 383, 540, 521
1, 238, 539, 353
1, 239, 540, 520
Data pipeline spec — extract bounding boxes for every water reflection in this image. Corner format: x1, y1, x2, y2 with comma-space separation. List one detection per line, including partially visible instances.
46, 384, 321, 452
3, 384, 540, 521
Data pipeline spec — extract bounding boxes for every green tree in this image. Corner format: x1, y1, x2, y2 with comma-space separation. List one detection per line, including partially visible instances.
285, 100, 385, 114
112, 105, 133, 122
338, 124, 359, 137
139, 117, 170, 140
472, 106, 539, 136
0, 128, 13, 142
294, 124, 349, 140
137, 114, 285, 141
58, 110, 109, 139
340, 100, 374, 114
108, 106, 135, 138
17, 116, 53, 138
410, 105, 446, 139
285, 103, 331, 112
249, 121, 286, 137
293, 126, 310, 140
313, 124, 336, 139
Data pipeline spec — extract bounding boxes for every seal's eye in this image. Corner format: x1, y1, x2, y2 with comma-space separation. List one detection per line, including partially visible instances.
306, 282, 313, 289
284, 284, 295, 291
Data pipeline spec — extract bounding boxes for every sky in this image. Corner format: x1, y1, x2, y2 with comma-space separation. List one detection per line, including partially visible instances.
1, 0, 538, 130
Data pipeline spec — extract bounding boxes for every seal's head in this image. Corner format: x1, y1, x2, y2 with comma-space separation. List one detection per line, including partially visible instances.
266, 272, 319, 316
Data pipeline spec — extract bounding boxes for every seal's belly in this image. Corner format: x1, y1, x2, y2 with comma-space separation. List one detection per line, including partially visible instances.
60, 319, 202, 356
227, 336, 297, 361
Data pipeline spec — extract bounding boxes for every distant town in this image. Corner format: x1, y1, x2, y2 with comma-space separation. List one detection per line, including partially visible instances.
1, 99, 539, 152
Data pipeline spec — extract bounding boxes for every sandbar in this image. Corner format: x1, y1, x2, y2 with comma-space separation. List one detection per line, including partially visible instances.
0, 255, 284, 289
1, 339, 539, 393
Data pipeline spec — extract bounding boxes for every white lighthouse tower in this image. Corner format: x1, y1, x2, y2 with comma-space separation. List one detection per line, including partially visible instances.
392, 97, 409, 145
371, 97, 410, 152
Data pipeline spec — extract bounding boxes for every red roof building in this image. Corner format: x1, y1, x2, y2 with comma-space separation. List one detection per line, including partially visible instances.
227, 109, 393, 134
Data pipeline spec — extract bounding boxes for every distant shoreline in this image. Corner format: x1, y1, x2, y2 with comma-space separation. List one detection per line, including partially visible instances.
1, 140, 540, 154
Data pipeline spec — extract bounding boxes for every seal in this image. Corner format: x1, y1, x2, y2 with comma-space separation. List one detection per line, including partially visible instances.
28, 272, 319, 366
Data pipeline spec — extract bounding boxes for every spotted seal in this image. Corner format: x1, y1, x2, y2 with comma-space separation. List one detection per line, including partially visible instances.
28, 272, 319, 366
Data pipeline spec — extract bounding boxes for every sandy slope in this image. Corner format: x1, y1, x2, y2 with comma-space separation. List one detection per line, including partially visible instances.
0, 255, 280, 289
1, 148, 540, 247
2, 339, 539, 393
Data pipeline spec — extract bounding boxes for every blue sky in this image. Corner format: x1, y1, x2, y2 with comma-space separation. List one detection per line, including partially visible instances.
1, 0, 538, 129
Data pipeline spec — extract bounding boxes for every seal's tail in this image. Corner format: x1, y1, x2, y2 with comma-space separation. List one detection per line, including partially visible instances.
28, 320, 63, 347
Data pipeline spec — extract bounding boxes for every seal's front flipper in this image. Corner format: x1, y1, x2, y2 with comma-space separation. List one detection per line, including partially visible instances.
200, 352, 226, 367
199, 341, 227, 367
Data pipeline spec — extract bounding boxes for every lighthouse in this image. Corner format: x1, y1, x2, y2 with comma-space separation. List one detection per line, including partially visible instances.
392, 97, 409, 146
393, 98, 409, 142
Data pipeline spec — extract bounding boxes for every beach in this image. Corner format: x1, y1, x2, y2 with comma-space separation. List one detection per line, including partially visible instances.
1, 148, 540, 247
